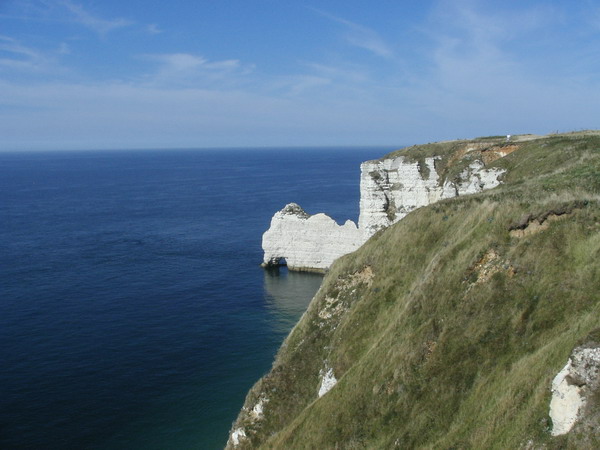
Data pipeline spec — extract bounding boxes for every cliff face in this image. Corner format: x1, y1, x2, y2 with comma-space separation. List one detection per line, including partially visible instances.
358, 156, 504, 235
262, 141, 508, 271
229, 132, 600, 449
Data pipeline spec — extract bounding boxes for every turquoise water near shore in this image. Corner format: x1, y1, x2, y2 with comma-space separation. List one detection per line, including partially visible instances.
0, 147, 392, 448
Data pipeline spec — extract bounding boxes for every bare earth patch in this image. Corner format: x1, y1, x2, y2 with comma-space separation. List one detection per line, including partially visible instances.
466, 248, 516, 287
508, 203, 583, 238
481, 144, 520, 164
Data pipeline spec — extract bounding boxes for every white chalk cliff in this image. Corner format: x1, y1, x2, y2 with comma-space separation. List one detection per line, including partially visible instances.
262, 203, 363, 271
550, 345, 600, 436
358, 157, 504, 235
262, 152, 506, 271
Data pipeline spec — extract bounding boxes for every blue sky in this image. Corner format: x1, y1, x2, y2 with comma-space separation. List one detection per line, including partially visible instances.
1, 0, 599, 150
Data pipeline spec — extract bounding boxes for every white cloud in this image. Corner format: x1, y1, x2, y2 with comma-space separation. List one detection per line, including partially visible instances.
148, 53, 208, 72
381, 1, 600, 137
140, 53, 246, 85
1, 58, 599, 152
203, 59, 241, 71
0, 35, 38, 58
1, 0, 599, 150
1, 1, 133, 35
305, 62, 369, 84
146, 24, 162, 35
344, 24, 393, 59
56, 0, 132, 35
415, 2, 554, 98
0, 77, 415, 150
151, 53, 240, 72
0, 35, 57, 73
281, 74, 331, 96
310, 8, 394, 58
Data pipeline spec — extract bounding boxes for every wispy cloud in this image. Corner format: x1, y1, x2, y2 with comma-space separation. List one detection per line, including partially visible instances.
420, 1, 561, 95
388, 0, 600, 136
149, 53, 210, 72
0, 35, 39, 60
140, 53, 250, 87
1, 0, 600, 150
310, 8, 394, 59
0, 35, 56, 73
56, 0, 132, 35
146, 53, 241, 72
0, 1, 133, 35
0, 77, 413, 150
305, 62, 369, 84
275, 74, 331, 96
146, 24, 162, 35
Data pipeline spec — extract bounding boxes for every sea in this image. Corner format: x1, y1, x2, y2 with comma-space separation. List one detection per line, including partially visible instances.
0, 146, 392, 449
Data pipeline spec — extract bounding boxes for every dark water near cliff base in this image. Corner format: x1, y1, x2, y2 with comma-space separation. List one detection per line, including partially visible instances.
0, 147, 390, 449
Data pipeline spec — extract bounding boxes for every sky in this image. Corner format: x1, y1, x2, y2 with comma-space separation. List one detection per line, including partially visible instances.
1, 0, 599, 151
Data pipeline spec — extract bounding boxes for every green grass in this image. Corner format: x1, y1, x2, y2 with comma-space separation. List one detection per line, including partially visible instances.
228, 132, 600, 449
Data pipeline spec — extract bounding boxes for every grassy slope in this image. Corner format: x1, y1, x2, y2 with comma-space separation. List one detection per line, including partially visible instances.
231, 133, 600, 449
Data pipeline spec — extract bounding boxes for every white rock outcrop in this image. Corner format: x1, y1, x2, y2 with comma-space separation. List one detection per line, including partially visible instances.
262, 203, 364, 271
226, 396, 269, 448
550, 345, 600, 436
358, 157, 505, 235
262, 152, 506, 271
550, 360, 584, 436
318, 366, 337, 397
229, 428, 247, 447
250, 396, 268, 420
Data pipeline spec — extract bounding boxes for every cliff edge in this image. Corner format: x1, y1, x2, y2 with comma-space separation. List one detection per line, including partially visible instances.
230, 132, 600, 449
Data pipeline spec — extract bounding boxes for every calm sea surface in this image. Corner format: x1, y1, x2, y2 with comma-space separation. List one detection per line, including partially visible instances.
0, 147, 391, 449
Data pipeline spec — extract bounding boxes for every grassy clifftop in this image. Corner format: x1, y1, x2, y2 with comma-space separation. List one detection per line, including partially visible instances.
228, 132, 600, 449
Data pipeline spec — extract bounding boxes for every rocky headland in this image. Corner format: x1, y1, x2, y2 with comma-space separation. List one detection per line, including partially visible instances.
231, 132, 600, 449
262, 139, 513, 271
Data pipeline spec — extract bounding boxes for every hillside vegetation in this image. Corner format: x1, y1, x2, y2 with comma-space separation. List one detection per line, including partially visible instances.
228, 132, 600, 449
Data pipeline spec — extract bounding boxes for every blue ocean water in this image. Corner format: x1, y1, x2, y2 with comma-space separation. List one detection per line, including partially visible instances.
0, 147, 390, 449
